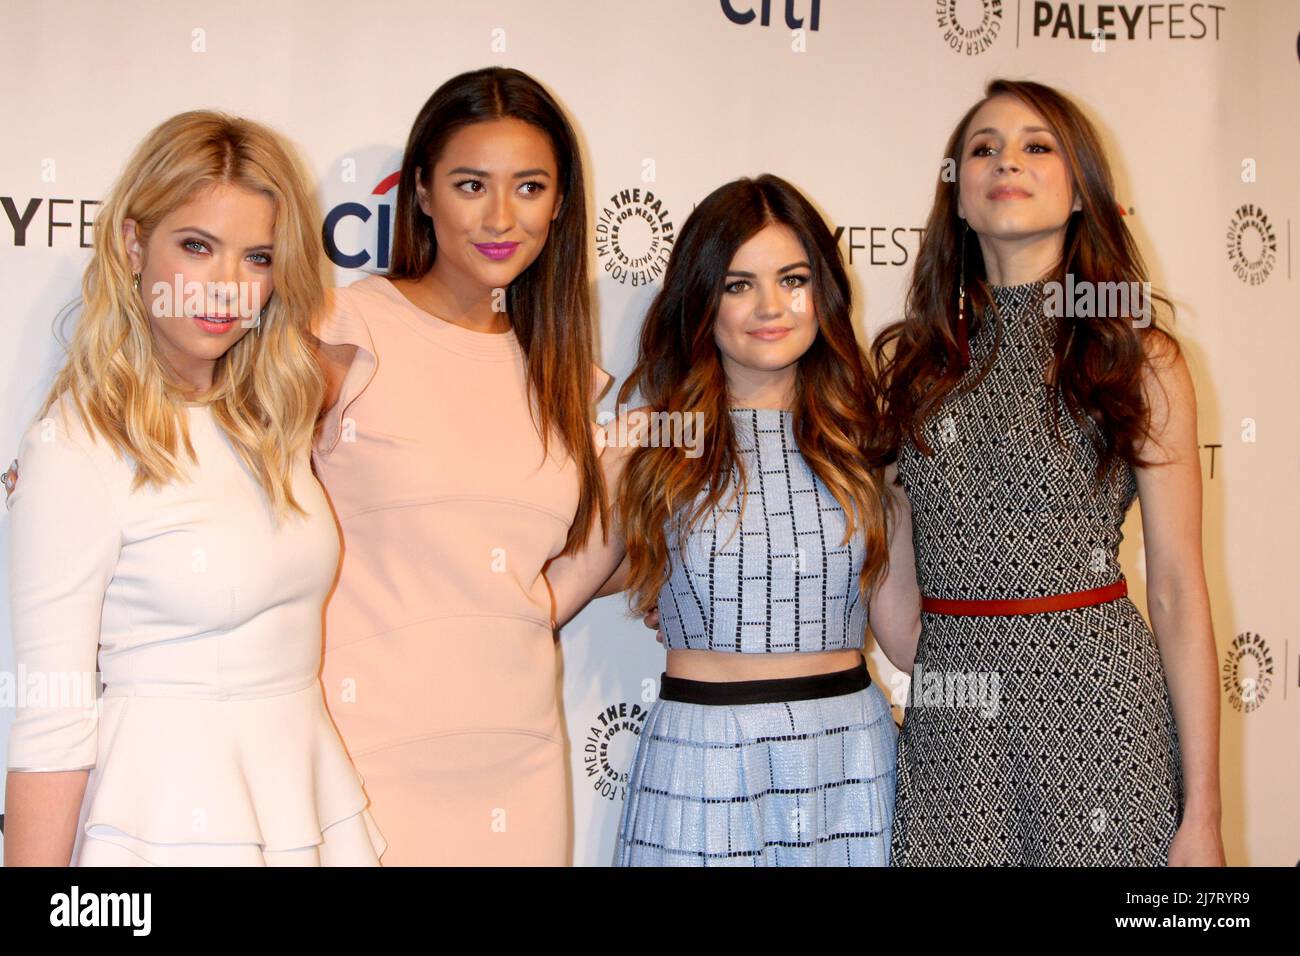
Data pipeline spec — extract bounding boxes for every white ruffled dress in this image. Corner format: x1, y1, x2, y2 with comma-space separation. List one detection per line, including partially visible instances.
6, 395, 385, 866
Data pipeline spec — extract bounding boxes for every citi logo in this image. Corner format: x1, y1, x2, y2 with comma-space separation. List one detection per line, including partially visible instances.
50, 885, 151, 936
323, 170, 400, 270
721, 0, 820, 30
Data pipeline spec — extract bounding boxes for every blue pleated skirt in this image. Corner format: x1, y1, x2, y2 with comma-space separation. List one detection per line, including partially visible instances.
613, 680, 898, 866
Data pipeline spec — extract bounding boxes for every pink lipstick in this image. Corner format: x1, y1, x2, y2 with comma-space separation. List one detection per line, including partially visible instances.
191, 314, 239, 335
475, 242, 519, 261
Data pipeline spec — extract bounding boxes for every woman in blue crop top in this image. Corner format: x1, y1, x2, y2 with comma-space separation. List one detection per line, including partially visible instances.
545, 175, 922, 866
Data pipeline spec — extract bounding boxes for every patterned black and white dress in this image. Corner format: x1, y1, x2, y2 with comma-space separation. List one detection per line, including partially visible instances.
890, 279, 1184, 866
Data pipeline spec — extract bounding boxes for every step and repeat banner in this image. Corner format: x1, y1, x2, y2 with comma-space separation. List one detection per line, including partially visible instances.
0, 0, 1295, 866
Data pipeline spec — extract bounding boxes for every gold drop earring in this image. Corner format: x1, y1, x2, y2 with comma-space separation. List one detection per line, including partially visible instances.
956, 221, 971, 369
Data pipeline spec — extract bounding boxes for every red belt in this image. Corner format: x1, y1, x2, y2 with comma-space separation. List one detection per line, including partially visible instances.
921, 579, 1128, 616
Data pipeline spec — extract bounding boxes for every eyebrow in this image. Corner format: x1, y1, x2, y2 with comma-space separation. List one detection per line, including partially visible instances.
967, 125, 1056, 139
725, 261, 812, 277
172, 227, 272, 253
445, 167, 553, 178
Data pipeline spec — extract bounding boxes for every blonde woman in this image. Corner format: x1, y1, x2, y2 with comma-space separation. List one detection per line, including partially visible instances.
3, 111, 384, 866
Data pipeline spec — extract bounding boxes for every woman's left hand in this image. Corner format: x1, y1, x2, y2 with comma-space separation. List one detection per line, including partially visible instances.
1167, 814, 1225, 866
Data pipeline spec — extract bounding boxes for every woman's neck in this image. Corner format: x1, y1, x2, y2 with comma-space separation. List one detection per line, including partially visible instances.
723, 362, 795, 411
974, 228, 1064, 286
400, 264, 512, 334
156, 349, 213, 401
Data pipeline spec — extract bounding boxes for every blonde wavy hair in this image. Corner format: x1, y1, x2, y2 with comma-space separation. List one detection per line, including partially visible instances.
42, 110, 326, 522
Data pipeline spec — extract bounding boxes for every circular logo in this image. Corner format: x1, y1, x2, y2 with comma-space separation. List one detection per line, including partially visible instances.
582, 700, 649, 800
595, 187, 675, 287
1221, 631, 1273, 713
1225, 204, 1277, 286
936, 0, 1004, 56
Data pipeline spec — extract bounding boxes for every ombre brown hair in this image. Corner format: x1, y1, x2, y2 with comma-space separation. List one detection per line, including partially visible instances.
872, 78, 1178, 483
388, 67, 606, 554
43, 110, 326, 522
616, 175, 892, 617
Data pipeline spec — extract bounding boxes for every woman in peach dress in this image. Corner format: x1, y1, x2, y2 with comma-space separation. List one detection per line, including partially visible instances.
310, 68, 610, 865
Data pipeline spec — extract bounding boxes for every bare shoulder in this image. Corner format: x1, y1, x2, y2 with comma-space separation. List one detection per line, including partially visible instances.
1135, 328, 1197, 466
1140, 326, 1183, 373
1139, 329, 1194, 418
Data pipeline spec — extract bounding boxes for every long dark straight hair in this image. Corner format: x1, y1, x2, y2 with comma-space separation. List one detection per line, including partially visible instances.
873, 78, 1178, 483
617, 175, 892, 617
389, 67, 606, 553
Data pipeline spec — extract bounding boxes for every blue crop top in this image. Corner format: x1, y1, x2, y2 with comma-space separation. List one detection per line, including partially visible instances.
657, 407, 869, 653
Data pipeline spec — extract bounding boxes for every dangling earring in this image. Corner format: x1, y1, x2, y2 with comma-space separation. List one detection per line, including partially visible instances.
956, 221, 971, 369
132, 272, 141, 291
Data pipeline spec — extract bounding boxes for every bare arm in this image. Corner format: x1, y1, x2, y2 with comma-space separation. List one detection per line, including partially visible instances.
594, 553, 631, 599
1133, 335, 1223, 864
4, 771, 88, 866
867, 464, 922, 673
544, 416, 644, 630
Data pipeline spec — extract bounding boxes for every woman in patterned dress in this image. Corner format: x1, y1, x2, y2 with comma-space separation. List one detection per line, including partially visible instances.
874, 79, 1224, 866
548, 174, 922, 866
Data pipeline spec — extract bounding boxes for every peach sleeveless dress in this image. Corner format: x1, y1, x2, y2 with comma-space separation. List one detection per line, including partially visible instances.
312, 275, 608, 866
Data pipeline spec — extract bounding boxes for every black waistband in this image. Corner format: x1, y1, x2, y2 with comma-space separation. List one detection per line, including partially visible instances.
658, 660, 870, 706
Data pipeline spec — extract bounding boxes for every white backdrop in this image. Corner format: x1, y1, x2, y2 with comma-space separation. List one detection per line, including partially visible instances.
0, 0, 1295, 866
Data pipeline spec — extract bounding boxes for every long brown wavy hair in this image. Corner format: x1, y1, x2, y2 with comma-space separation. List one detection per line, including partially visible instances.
387, 67, 606, 554
872, 79, 1178, 483
617, 175, 892, 617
